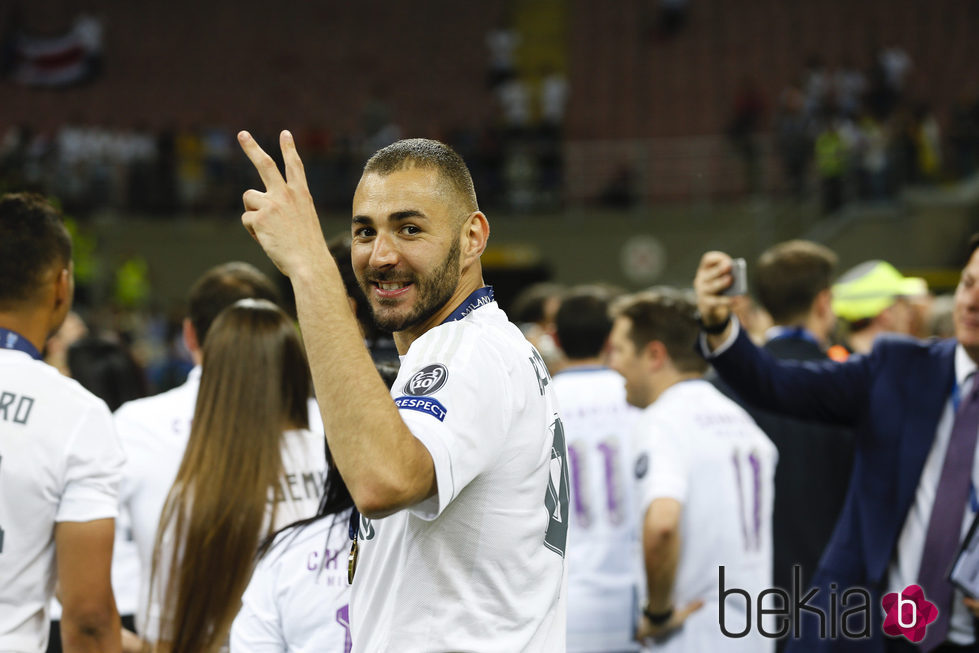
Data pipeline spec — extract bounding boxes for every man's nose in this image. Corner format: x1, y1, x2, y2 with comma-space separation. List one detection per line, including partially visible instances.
369, 232, 399, 268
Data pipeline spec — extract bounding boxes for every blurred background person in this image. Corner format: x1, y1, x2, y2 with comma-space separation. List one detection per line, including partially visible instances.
608, 288, 776, 653
143, 299, 325, 652
112, 261, 306, 646
831, 259, 927, 354
47, 335, 148, 653
710, 240, 855, 648
552, 285, 641, 653
0, 192, 124, 652
510, 281, 567, 374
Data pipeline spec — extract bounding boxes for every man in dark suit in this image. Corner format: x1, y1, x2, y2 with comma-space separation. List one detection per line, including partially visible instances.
710, 241, 855, 647
694, 237, 979, 653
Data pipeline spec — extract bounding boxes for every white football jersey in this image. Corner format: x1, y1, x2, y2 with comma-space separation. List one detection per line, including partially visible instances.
230, 510, 353, 653
552, 366, 642, 653
114, 367, 326, 639
350, 294, 568, 652
0, 348, 125, 652
138, 427, 327, 642
633, 380, 776, 653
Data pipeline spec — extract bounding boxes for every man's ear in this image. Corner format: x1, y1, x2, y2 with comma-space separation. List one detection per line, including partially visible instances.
643, 340, 668, 372
54, 266, 73, 311
813, 288, 832, 319
460, 211, 490, 266
183, 318, 200, 356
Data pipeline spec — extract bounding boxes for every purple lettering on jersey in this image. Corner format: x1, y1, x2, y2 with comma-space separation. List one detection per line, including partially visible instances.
567, 444, 588, 527
749, 452, 762, 551
732, 452, 749, 548
597, 441, 620, 523
336, 604, 352, 653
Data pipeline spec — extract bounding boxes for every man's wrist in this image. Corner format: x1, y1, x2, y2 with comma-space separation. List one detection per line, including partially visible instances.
696, 311, 731, 335
642, 601, 674, 625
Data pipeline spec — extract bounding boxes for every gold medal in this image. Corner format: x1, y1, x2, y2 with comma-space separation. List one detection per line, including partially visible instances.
347, 539, 359, 584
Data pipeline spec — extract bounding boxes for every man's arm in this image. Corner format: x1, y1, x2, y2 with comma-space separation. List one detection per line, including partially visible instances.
238, 130, 435, 518
636, 498, 703, 642
56, 518, 121, 653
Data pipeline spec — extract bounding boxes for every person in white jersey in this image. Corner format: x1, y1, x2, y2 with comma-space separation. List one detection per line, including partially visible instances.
238, 133, 568, 651
607, 288, 777, 653
143, 299, 325, 652
551, 285, 642, 652
112, 261, 324, 645
0, 192, 125, 652
231, 361, 400, 653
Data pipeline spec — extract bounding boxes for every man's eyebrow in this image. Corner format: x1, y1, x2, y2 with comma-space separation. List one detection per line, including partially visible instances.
352, 210, 427, 225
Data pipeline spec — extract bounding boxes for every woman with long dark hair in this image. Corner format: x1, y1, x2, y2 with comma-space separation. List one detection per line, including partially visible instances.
230, 361, 400, 652
143, 299, 325, 653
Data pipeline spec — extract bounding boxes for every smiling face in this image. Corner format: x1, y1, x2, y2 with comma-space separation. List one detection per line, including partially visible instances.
351, 166, 467, 336
955, 248, 979, 361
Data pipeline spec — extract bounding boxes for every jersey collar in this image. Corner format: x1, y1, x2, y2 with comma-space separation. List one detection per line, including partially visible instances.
440, 286, 495, 325
0, 327, 43, 360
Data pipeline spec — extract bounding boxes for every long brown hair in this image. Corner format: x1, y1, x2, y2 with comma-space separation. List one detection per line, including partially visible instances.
147, 299, 310, 652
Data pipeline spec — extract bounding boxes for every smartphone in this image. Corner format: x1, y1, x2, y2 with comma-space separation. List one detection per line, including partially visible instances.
723, 258, 748, 296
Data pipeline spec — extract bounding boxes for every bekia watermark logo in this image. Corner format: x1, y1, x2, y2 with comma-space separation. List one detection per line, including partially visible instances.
881, 585, 938, 644
718, 568, 939, 643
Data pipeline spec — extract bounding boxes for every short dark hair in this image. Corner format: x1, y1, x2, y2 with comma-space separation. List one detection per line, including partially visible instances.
755, 240, 837, 324
555, 285, 618, 360
610, 287, 708, 374
509, 282, 566, 325
966, 234, 979, 264
0, 193, 72, 309
187, 262, 282, 345
67, 336, 148, 411
363, 138, 478, 213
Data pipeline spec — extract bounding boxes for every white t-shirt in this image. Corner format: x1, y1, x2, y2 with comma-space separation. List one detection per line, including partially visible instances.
114, 367, 325, 638
138, 427, 326, 642
552, 366, 641, 653
351, 297, 568, 652
632, 380, 776, 653
0, 348, 125, 652
231, 510, 353, 653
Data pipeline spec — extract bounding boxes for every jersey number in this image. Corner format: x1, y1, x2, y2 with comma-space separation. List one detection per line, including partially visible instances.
732, 449, 763, 552
568, 437, 626, 529
543, 417, 570, 557
336, 604, 352, 653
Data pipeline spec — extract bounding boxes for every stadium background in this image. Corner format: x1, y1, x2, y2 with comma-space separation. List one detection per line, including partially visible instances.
2, 0, 979, 387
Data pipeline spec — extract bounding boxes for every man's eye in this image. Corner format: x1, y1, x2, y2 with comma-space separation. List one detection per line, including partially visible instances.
354, 227, 375, 238
402, 225, 421, 235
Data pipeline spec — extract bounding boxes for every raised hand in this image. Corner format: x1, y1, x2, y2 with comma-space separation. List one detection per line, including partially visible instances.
693, 251, 736, 329
238, 130, 328, 278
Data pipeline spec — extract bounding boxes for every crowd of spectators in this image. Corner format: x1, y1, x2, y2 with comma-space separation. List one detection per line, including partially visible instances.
770, 47, 979, 213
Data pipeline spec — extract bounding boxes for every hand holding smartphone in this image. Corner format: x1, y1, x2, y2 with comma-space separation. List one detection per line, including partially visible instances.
722, 258, 748, 296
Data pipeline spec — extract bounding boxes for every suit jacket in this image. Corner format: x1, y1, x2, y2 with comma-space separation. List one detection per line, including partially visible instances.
711, 334, 855, 608
709, 327, 965, 653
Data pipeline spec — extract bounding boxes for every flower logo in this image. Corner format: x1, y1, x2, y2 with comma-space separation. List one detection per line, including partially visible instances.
881, 585, 939, 643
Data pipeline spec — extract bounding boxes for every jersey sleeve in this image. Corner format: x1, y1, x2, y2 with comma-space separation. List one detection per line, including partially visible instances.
633, 417, 689, 511
395, 335, 511, 520
56, 400, 126, 523
230, 556, 286, 653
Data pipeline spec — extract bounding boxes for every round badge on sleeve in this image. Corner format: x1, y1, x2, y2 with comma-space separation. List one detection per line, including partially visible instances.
403, 364, 449, 396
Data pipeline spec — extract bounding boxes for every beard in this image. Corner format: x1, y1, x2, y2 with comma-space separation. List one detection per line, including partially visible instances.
359, 237, 462, 333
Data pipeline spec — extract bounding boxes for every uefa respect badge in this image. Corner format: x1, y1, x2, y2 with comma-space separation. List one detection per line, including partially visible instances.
881, 585, 938, 644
